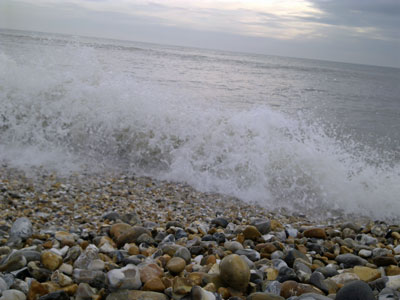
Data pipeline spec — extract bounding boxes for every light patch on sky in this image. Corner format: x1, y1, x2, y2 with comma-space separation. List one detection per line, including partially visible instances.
1, 0, 399, 67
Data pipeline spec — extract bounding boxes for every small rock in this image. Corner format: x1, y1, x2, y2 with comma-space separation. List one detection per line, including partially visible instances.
106, 264, 141, 290
243, 226, 261, 240
353, 266, 381, 282
41, 251, 63, 271
335, 254, 367, 268
166, 257, 186, 274
0, 289, 26, 300
303, 228, 326, 239
9, 217, 33, 242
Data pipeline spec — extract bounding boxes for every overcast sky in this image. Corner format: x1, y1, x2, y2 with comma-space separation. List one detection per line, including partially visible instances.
1, 0, 399, 67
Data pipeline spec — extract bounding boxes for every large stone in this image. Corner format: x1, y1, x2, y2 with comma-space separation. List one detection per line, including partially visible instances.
107, 264, 141, 290
353, 266, 381, 282
373, 256, 397, 267
336, 280, 375, 300
142, 277, 165, 292
0, 254, 27, 272
115, 226, 151, 247
139, 263, 164, 283
9, 217, 33, 242
330, 272, 360, 285
41, 251, 63, 271
243, 226, 262, 240
73, 245, 99, 269
220, 254, 250, 292
303, 228, 326, 239
335, 254, 367, 268
0, 289, 26, 300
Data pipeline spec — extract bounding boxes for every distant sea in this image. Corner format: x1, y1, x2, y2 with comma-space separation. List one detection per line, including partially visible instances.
1, 29, 399, 220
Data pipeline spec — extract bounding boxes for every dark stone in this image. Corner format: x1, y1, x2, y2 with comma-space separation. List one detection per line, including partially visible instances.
335, 254, 367, 268
213, 232, 226, 244
284, 249, 310, 268
336, 280, 375, 300
202, 234, 214, 241
211, 217, 229, 228
103, 212, 121, 221
190, 246, 204, 255
175, 228, 188, 239
372, 256, 398, 266
39, 291, 70, 300
314, 266, 339, 278
276, 267, 298, 283
309, 272, 329, 294
251, 219, 271, 235
154, 232, 167, 243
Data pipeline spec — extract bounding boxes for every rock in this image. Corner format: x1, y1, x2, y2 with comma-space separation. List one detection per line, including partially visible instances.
373, 256, 397, 266
172, 276, 193, 295
224, 241, 244, 252
358, 249, 372, 258
385, 275, 400, 290
106, 290, 168, 300
276, 266, 298, 282
303, 228, 326, 239
190, 286, 217, 300
0, 289, 26, 300
174, 247, 191, 264
235, 249, 260, 261
38, 291, 69, 300
75, 282, 97, 300
0, 254, 27, 272
264, 281, 281, 295
386, 265, 400, 276
73, 245, 99, 269
371, 224, 388, 237
73, 269, 106, 288
166, 257, 186, 274
247, 293, 284, 300
9, 217, 33, 242
220, 254, 250, 292
335, 254, 367, 268
142, 277, 165, 292
243, 226, 262, 240
330, 272, 360, 285
41, 251, 63, 271
106, 264, 141, 290
211, 218, 229, 228
353, 266, 381, 282
55, 232, 75, 247
0, 276, 8, 293
335, 280, 375, 300
251, 219, 271, 235
309, 272, 329, 294
285, 249, 310, 268
103, 212, 121, 221
280, 281, 324, 298
139, 263, 164, 283
314, 266, 338, 278
110, 223, 132, 240
297, 294, 332, 300
51, 270, 73, 287
294, 261, 312, 282
115, 226, 151, 247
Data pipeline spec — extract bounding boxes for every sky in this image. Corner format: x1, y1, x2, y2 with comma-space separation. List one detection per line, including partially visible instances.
1, 0, 399, 67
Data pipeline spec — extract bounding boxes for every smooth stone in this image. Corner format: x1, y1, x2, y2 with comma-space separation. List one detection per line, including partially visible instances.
358, 249, 372, 258
309, 272, 329, 294
9, 218, 33, 241
372, 248, 392, 257
41, 251, 63, 271
103, 212, 121, 221
116, 226, 152, 247
272, 259, 288, 271
110, 223, 132, 240
235, 249, 260, 261
172, 276, 193, 295
75, 282, 97, 300
54, 231, 75, 247
386, 265, 400, 276
38, 291, 69, 300
251, 219, 271, 235
107, 264, 141, 290
335, 280, 375, 300
353, 266, 381, 282
174, 247, 191, 264
330, 273, 360, 285
73, 245, 99, 269
297, 293, 333, 300
285, 249, 310, 268
0, 277, 8, 292
190, 286, 217, 300
220, 254, 250, 292
11, 279, 29, 294
373, 256, 397, 266
51, 270, 73, 287
27, 261, 52, 281
64, 246, 81, 263
303, 228, 326, 239
271, 251, 285, 260
314, 266, 338, 278
247, 292, 284, 300
264, 281, 281, 295
276, 267, 298, 283
224, 241, 244, 252
59, 263, 73, 275
243, 226, 262, 240
335, 254, 367, 268
142, 277, 165, 292
0, 289, 26, 300
356, 234, 377, 246
73, 269, 106, 288
139, 263, 164, 283
280, 281, 324, 298
371, 224, 388, 237
106, 290, 168, 300
211, 218, 229, 228
166, 257, 186, 274
0, 254, 27, 272
385, 275, 400, 289
294, 261, 312, 282
379, 287, 400, 300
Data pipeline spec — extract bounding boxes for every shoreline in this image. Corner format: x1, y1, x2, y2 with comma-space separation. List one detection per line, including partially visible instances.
1, 164, 399, 299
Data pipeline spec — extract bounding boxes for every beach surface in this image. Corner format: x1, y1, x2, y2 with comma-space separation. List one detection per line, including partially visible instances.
1, 165, 400, 300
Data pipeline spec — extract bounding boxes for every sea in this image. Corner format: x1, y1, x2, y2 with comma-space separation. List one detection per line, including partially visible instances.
1, 29, 399, 220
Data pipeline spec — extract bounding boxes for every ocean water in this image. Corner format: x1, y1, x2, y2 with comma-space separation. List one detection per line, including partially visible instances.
1, 29, 399, 220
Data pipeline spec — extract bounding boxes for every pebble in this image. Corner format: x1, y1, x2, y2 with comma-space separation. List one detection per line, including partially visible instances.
335, 280, 375, 300
166, 257, 186, 274
220, 254, 250, 292
0, 289, 26, 300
